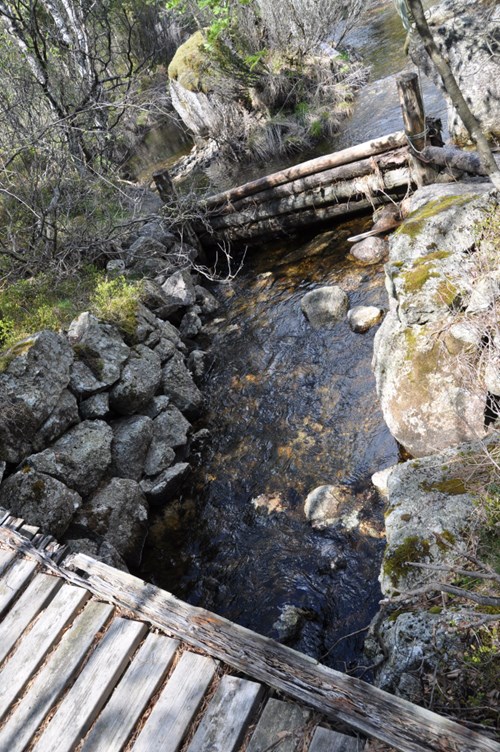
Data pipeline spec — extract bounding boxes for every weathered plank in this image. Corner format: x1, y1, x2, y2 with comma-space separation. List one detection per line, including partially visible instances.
0, 557, 37, 616
309, 727, 362, 752
81, 632, 179, 752
246, 698, 312, 752
66, 553, 500, 752
0, 546, 17, 576
205, 131, 407, 207
32, 617, 147, 752
0, 583, 89, 722
0, 573, 62, 665
0, 601, 113, 752
187, 675, 264, 752
132, 651, 217, 752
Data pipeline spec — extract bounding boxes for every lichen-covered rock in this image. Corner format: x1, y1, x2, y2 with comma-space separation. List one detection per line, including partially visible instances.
140, 462, 190, 505
139, 395, 170, 419
379, 437, 487, 595
32, 389, 79, 452
162, 352, 203, 417
109, 345, 162, 415
373, 188, 497, 456
409, 0, 500, 144
69, 360, 107, 398
348, 236, 387, 265
79, 393, 110, 420
300, 286, 349, 329
161, 269, 197, 314
153, 337, 177, 364
111, 415, 153, 480
68, 313, 130, 387
0, 468, 81, 536
24, 420, 113, 497
144, 405, 191, 477
74, 478, 148, 565
347, 306, 384, 333
0, 331, 74, 463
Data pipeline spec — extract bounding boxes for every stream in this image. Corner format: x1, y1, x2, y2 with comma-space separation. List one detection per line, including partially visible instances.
139, 0, 447, 673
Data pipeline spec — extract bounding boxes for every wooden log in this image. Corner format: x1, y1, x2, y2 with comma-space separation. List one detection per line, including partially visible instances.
204, 193, 404, 245
65, 553, 500, 752
211, 149, 410, 216
208, 168, 411, 232
419, 145, 490, 176
396, 72, 435, 187
205, 131, 407, 208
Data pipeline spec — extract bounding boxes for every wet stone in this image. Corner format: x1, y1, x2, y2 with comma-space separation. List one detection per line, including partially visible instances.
347, 306, 384, 333
349, 236, 388, 265
300, 286, 349, 329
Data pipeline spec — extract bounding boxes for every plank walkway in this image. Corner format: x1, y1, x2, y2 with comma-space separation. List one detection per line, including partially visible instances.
0, 513, 498, 752
0, 517, 364, 752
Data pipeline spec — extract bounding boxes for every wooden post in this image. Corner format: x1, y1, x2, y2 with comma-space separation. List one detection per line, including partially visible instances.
396, 72, 436, 186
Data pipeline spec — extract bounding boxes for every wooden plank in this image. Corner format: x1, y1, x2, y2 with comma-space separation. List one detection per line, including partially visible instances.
0, 601, 113, 752
32, 617, 147, 752
0, 546, 17, 576
0, 557, 37, 616
81, 632, 179, 752
205, 131, 407, 207
0, 573, 62, 665
187, 675, 264, 752
66, 553, 500, 752
247, 698, 312, 752
132, 651, 217, 752
309, 727, 362, 752
19, 523, 40, 540
0, 583, 89, 722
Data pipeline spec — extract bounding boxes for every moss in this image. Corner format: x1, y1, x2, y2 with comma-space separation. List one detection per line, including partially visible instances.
422, 479, 468, 495
168, 31, 219, 93
396, 194, 480, 239
435, 529, 457, 551
72, 343, 105, 379
400, 263, 440, 292
383, 535, 431, 586
90, 276, 142, 340
403, 328, 441, 384
0, 338, 35, 373
31, 478, 45, 500
434, 279, 459, 307
428, 605, 443, 614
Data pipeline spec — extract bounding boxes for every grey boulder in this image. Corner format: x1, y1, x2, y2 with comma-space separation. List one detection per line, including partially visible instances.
144, 406, 191, 477
162, 352, 203, 417
32, 389, 79, 452
111, 415, 153, 480
140, 462, 190, 505
68, 312, 130, 387
300, 287, 348, 329
109, 345, 162, 415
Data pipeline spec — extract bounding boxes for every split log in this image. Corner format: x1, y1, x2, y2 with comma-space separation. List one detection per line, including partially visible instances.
203, 193, 406, 245
211, 149, 410, 216
208, 167, 411, 232
205, 131, 407, 208
63, 551, 500, 752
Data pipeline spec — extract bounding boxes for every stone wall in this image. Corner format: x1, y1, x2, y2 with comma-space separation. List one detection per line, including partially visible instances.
0, 222, 219, 571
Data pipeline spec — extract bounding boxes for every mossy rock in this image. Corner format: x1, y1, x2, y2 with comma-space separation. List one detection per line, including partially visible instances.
396, 194, 480, 240
168, 31, 219, 94
383, 535, 432, 587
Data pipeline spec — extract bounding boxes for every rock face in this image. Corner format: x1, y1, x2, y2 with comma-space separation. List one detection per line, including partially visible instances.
74, 478, 148, 565
410, 0, 500, 144
25, 420, 113, 497
373, 187, 497, 457
300, 286, 349, 329
0, 332, 74, 463
0, 468, 81, 537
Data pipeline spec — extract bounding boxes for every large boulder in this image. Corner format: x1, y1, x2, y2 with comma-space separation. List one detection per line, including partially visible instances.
24, 420, 113, 497
161, 352, 203, 417
300, 286, 348, 329
144, 406, 191, 477
0, 468, 81, 537
109, 345, 162, 415
74, 478, 148, 566
111, 415, 153, 480
68, 313, 130, 387
0, 331, 73, 463
373, 188, 497, 456
32, 389, 79, 452
140, 462, 190, 505
409, 0, 500, 145
161, 269, 197, 316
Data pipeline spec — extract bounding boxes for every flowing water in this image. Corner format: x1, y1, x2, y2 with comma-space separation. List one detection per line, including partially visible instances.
139, 0, 446, 672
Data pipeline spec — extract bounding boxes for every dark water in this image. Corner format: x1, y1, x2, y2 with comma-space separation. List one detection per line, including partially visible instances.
141, 222, 399, 672
138, 0, 445, 671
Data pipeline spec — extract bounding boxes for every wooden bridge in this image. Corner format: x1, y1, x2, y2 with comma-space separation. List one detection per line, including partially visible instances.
0, 511, 499, 752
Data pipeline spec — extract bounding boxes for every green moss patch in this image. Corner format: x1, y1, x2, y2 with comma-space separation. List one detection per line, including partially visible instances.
383, 535, 431, 587
168, 31, 218, 93
396, 194, 480, 240
421, 479, 468, 495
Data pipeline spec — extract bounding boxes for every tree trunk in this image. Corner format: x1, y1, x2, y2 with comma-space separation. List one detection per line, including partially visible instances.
406, 0, 500, 189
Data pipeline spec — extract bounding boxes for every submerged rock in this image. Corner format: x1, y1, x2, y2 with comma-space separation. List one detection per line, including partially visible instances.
304, 484, 356, 529
347, 306, 384, 333
300, 286, 348, 329
0, 468, 81, 537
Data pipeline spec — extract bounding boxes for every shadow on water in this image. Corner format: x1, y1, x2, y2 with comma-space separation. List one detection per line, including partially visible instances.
140, 219, 399, 673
